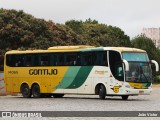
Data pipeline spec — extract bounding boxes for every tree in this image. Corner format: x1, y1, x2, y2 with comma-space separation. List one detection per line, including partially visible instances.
131, 34, 159, 60
47, 21, 81, 46
65, 20, 83, 34
0, 9, 54, 50
65, 19, 131, 47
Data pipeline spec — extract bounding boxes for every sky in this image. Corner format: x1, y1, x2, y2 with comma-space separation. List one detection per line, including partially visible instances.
0, 0, 160, 38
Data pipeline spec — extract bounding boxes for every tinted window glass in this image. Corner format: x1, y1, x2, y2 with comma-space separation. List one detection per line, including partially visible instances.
81, 52, 92, 66
65, 53, 77, 66
39, 54, 49, 66
6, 51, 108, 67
6, 54, 24, 67
54, 54, 64, 66
24, 55, 35, 66
122, 52, 149, 62
93, 51, 108, 66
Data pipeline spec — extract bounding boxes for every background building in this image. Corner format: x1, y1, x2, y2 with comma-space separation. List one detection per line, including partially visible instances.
142, 28, 160, 48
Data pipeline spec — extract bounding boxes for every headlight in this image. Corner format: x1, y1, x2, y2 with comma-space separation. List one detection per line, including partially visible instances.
125, 85, 134, 89
125, 85, 130, 88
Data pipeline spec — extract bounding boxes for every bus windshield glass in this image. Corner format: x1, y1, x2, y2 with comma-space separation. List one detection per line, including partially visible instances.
122, 52, 149, 62
122, 52, 152, 83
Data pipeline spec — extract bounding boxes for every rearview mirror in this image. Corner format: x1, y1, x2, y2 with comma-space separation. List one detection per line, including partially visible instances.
151, 60, 159, 72
123, 59, 129, 71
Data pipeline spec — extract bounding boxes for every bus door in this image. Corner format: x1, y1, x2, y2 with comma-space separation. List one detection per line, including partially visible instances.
108, 51, 124, 94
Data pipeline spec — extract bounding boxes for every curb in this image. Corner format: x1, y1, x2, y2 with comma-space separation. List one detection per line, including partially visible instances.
0, 92, 18, 96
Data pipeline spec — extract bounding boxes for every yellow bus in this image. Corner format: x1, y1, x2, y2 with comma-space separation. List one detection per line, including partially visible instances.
4, 46, 159, 100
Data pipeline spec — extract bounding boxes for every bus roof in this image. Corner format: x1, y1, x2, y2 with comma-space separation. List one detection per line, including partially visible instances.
5, 46, 146, 54
103, 47, 146, 52
48, 45, 95, 50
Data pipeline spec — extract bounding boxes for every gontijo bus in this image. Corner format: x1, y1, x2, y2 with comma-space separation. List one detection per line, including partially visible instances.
4, 46, 159, 100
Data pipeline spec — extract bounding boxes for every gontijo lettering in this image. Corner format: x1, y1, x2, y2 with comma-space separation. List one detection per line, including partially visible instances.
29, 69, 58, 75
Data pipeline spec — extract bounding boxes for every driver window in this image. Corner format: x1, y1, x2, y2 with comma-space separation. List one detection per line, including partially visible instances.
116, 63, 124, 81
109, 51, 124, 81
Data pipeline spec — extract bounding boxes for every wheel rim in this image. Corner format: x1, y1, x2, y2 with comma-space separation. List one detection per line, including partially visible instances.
21, 85, 30, 97
32, 85, 40, 98
23, 87, 29, 95
99, 88, 103, 96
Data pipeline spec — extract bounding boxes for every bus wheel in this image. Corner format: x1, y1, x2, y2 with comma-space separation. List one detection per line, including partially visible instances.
20, 84, 31, 98
99, 85, 106, 100
32, 84, 41, 98
121, 95, 129, 100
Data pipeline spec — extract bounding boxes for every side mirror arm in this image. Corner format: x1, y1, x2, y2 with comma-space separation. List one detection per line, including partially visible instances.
123, 59, 129, 71
151, 60, 159, 72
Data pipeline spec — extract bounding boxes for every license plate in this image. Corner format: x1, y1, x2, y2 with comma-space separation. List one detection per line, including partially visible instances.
139, 91, 144, 94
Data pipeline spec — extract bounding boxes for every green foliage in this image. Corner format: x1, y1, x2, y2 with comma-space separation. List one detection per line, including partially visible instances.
131, 34, 159, 60
65, 19, 131, 47
65, 20, 83, 34
47, 21, 81, 46
0, 8, 130, 51
0, 9, 53, 50
154, 76, 160, 83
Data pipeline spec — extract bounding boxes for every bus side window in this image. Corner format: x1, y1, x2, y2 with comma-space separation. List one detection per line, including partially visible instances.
77, 54, 81, 65
101, 52, 108, 66
65, 53, 77, 66
25, 57, 32, 66
49, 54, 54, 66
6, 55, 12, 67
109, 51, 123, 81
6, 54, 16, 67
81, 52, 92, 66
24, 55, 35, 67
15, 55, 24, 67
116, 63, 124, 81
93, 51, 108, 66
40, 54, 49, 66
12, 54, 23, 67
55, 54, 64, 66
93, 52, 98, 65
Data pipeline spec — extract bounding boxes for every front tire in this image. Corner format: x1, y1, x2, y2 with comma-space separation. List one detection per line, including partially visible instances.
32, 84, 41, 98
99, 85, 106, 100
20, 84, 31, 98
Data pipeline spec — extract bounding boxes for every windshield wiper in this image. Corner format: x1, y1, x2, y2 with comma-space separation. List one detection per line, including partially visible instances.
140, 66, 150, 82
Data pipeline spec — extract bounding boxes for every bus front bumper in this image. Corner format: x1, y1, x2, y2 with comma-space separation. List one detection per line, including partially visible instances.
124, 88, 152, 95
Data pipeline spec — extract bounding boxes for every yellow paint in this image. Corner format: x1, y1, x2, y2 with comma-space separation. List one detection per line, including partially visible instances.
48, 45, 95, 50
5, 66, 69, 93
129, 82, 147, 89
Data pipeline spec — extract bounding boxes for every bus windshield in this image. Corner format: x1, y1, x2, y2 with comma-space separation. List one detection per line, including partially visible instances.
122, 52, 149, 62
122, 52, 152, 83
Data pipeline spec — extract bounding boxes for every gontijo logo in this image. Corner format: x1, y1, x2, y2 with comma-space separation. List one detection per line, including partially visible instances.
29, 69, 58, 75
95, 70, 108, 75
